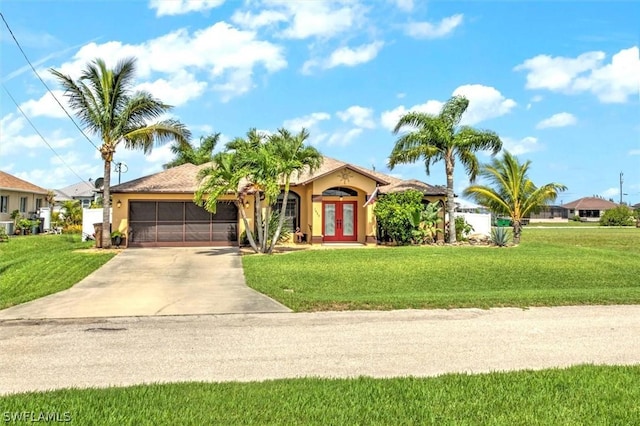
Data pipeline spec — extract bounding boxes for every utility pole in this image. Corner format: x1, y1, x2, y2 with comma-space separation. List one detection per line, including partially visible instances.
114, 162, 128, 185
620, 171, 624, 204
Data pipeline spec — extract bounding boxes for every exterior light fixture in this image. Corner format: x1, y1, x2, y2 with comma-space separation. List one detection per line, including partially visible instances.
116, 200, 122, 208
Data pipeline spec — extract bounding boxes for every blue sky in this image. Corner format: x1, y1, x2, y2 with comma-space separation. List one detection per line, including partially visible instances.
1, 0, 639, 205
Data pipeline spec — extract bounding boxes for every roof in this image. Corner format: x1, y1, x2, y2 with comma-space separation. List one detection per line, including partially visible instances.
0, 170, 48, 194
55, 181, 96, 199
632, 202, 640, 210
111, 156, 446, 196
562, 197, 619, 210
112, 163, 201, 193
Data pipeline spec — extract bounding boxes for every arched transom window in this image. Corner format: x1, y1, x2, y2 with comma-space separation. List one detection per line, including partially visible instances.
322, 187, 358, 197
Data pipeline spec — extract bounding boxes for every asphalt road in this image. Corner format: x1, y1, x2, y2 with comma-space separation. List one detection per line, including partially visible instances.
1, 305, 639, 395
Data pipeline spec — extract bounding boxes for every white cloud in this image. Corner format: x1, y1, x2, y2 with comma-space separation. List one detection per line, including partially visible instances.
0, 113, 75, 156
276, 1, 364, 40
143, 143, 175, 164
283, 112, 331, 132
526, 95, 543, 110
536, 112, 577, 129
452, 85, 517, 126
601, 187, 619, 198
327, 128, 363, 146
44, 23, 287, 103
405, 14, 464, 39
396, 92, 406, 99
135, 70, 207, 106
502, 136, 540, 156
149, 0, 225, 16
337, 106, 376, 129
231, 10, 288, 30
515, 46, 640, 103
629, 149, 640, 156
394, 0, 414, 12
304, 41, 384, 73
380, 100, 443, 131
14, 154, 101, 189
19, 90, 67, 119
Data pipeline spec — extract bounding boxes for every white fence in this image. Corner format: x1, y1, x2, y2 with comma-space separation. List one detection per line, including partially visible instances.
82, 208, 112, 241
454, 212, 492, 237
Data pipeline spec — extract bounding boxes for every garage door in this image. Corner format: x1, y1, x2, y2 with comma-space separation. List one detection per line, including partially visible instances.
128, 201, 238, 247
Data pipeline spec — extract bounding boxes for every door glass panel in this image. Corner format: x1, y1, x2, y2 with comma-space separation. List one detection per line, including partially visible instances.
324, 203, 335, 236
343, 203, 354, 236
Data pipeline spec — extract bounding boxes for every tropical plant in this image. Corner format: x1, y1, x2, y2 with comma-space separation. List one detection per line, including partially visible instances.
10, 209, 21, 226
599, 206, 635, 226
454, 216, 474, 241
463, 151, 567, 244
490, 226, 511, 247
51, 57, 191, 248
409, 202, 443, 244
60, 200, 82, 226
374, 190, 424, 245
0, 226, 8, 242
388, 96, 503, 243
163, 133, 220, 169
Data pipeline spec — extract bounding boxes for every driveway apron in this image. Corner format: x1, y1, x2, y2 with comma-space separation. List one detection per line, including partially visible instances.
0, 247, 291, 320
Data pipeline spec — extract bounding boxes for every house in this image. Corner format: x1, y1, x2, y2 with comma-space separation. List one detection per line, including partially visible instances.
562, 197, 618, 221
527, 205, 569, 223
54, 180, 97, 209
632, 202, 640, 210
0, 171, 49, 223
110, 156, 447, 247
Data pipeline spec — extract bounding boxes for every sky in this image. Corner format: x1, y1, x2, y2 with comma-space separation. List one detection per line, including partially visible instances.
1, 0, 639, 205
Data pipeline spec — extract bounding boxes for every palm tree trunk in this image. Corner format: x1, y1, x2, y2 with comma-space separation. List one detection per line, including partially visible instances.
512, 220, 522, 245
261, 204, 271, 253
254, 192, 263, 251
102, 159, 112, 249
445, 158, 456, 243
268, 183, 290, 254
237, 201, 259, 252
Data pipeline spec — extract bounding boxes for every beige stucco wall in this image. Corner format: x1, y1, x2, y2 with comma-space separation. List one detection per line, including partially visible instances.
0, 190, 47, 222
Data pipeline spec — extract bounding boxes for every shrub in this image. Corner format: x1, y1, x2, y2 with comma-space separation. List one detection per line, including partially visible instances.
455, 216, 474, 241
63, 224, 83, 234
0, 226, 8, 242
571, 215, 582, 222
374, 190, 424, 245
599, 206, 635, 226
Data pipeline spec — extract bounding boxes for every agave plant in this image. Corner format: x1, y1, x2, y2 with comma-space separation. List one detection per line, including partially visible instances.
490, 226, 511, 247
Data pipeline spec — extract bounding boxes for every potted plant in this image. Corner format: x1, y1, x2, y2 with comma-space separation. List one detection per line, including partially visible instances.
111, 230, 124, 247
17, 218, 33, 235
10, 210, 21, 234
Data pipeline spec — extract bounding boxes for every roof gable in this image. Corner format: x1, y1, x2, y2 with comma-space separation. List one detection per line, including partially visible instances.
562, 197, 619, 210
111, 163, 201, 193
0, 171, 48, 194
56, 181, 96, 198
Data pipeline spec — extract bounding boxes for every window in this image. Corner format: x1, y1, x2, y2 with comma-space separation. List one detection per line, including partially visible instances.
36, 198, 42, 210
0, 196, 7, 213
19, 197, 27, 213
274, 192, 300, 232
322, 187, 358, 197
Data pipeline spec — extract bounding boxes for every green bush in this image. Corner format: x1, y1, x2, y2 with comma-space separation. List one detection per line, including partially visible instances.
455, 216, 474, 241
599, 206, 635, 226
374, 190, 424, 245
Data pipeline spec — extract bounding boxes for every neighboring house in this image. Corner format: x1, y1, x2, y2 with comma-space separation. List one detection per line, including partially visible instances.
632, 202, 640, 210
53, 180, 97, 209
110, 156, 447, 247
527, 205, 569, 223
0, 171, 49, 222
562, 197, 618, 221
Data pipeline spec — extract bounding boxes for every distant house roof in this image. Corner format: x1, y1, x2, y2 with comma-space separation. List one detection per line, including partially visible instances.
562, 197, 618, 210
55, 181, 96, 199
632, 202, 640, 210
111, 157, 447, 196
0, 170, 48, 194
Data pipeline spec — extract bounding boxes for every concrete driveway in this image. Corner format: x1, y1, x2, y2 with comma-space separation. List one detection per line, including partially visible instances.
0, 247, 291, 320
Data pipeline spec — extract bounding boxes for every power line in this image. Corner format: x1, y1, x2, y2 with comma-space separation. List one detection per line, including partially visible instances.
2, 84, 91, 185
0, 11, 100, 153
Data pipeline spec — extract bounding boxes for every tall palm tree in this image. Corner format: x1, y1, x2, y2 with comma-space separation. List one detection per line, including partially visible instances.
51, 57, 191, 248
163, 133, 220, 169
388, 95, 503, 243
463, 151, 567, 244
267, 128, 322, 253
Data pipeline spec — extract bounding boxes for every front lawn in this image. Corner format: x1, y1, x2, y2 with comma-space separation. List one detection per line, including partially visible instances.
0, 234, 116, 309
243, 228, 640, 311
1, 365, 638, 424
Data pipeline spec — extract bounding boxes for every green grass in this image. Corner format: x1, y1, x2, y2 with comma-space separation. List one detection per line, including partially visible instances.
526, 221, 600, 227
243, 228, 640, 311
0, 234, 116, 309
1, 365, 638, 425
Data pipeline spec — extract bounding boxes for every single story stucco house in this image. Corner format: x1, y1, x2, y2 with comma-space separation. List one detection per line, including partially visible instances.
562, 197, 619, 221
0, 170, 49, 223
110, 156, 447, 247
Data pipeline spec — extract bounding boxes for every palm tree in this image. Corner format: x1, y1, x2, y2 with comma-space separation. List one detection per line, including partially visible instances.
267, 128, 322, 253
388, 95, 503, 243
60, 200, 82, 226
51, 57, 191, 248
463, 151, 567, 244
163, 133, 220, 169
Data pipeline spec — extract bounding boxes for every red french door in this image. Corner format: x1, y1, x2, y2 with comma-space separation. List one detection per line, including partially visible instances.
323, 201, 357, 242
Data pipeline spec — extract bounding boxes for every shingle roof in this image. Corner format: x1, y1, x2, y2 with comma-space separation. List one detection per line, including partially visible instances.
111, 163, 202, 193
562, 197, 619, 210
56, 181, 96, 199
111, 156, 446, 196
0, 171, 48, 194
